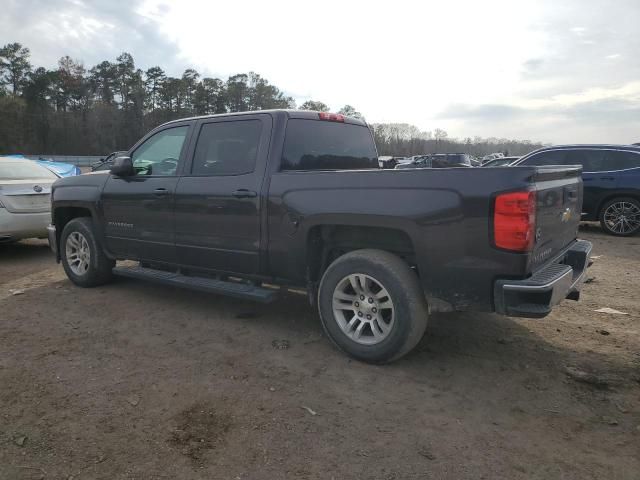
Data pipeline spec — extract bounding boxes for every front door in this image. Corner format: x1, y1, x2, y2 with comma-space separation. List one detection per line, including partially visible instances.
174, 114, 272, 275
102, 124, 191, 263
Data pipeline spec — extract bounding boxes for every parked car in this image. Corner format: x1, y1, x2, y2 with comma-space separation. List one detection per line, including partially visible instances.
378, 156, 403, 169
0, 158, 58, 243
512, 145, 640, 236
481, 153, 505, 164
482, 156, 520, 167
395, 153, 473, 169
92, 151, 127, 171
48, 110, 591, 363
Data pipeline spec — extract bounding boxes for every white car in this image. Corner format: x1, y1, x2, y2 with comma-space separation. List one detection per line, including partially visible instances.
0, 158, 58, 243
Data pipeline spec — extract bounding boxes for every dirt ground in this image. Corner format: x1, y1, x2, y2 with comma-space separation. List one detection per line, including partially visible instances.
1, 225, 638, 480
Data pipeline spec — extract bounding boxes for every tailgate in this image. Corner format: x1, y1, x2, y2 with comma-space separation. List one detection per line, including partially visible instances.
529, 166, 582, 270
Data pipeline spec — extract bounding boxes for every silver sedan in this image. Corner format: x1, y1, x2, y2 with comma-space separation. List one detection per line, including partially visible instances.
0, 158, 59, 243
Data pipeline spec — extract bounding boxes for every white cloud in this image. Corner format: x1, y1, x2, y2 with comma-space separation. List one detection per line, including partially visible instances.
2, 0, 639, 143
136, 0, 638, 143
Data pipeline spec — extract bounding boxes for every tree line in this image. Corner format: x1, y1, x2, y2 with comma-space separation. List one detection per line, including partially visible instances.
0, 42, 543, 157
370, 124, 545, 158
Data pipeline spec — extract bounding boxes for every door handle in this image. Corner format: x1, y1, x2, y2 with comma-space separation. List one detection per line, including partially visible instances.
153, 188, 170, 196
232, 189, 257, 198
600, 177, 615, 181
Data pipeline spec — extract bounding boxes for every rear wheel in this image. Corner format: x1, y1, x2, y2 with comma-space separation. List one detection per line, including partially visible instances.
599, 197, 640, 236
60, 217, 115, 287
318, 249, 428, 364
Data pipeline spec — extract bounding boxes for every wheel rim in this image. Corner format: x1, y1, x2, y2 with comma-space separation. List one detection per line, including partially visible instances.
65, 231, 91, 275
603, 201, 640, 234
332, 273, 395, 345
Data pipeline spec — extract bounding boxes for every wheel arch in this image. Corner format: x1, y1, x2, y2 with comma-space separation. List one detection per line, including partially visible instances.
596, 191, 640, 218
305, 224, 417, 285
52, 204, 98, 261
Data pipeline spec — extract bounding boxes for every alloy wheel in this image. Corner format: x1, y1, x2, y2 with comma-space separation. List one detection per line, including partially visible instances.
65, 231, 91, 275
332, 273, 395, 345
603, 201, 640, 235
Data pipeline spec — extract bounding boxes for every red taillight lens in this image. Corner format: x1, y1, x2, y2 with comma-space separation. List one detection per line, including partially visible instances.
318, 112, 345, 122
494, 190, 537, 252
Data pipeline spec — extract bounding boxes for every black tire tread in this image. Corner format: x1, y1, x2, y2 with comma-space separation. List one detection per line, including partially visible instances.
318, 249, 428, 364
60, 217, 114, 287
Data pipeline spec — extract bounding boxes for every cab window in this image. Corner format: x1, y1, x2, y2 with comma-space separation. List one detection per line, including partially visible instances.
131, 126, 189, 176
191, 120, 262, 176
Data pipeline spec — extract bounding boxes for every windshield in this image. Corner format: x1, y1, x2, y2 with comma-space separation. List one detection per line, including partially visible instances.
0, 161, 58, 180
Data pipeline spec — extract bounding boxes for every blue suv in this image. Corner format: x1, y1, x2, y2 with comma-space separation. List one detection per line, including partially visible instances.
513, 145, 640, 236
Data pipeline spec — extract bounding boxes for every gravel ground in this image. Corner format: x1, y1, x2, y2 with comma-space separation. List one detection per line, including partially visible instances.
0, 226, 638, 480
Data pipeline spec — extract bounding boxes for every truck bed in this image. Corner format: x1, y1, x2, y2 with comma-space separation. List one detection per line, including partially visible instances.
267, 165, 584, 312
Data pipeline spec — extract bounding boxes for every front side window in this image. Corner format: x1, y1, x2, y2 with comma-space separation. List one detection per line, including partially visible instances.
131, 126, 188, 176
281, 120, 378, 171
191, 120, 262, 176
522, 150, 567, 166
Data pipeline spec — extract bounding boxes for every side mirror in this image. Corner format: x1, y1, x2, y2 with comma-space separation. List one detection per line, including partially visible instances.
110, 156, 134, 177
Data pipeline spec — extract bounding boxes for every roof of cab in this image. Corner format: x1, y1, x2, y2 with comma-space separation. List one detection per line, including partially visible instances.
157, 109, 368, 129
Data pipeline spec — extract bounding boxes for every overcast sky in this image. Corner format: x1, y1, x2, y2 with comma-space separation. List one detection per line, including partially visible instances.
2, 0, 639, 144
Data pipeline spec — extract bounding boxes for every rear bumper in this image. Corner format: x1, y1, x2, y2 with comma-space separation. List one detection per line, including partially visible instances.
0, 209, 50, 242
494, 239, 592, 318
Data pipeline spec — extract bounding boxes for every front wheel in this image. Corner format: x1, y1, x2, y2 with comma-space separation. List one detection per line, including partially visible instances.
318, 249, 428, 364
60, 217, 115, 287
599, 197, 640, 236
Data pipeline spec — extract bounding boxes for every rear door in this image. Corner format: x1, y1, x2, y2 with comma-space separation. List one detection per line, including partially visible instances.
607, 149, 640, 191
101, 123, 191, 263
564, 149, 610, 215
174, 114, 272, 274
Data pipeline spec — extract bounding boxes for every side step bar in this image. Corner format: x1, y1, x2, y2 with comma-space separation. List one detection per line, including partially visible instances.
112, 266, 277, 303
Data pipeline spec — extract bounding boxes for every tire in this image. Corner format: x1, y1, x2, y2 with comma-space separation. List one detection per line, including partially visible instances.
317, 249, 428, 364
60, 217, 115, 287
599, 197, 640, 237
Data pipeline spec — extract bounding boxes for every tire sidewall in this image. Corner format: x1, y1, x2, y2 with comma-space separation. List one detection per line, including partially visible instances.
318, 254, 420, 363
60, 218, 103, 286
600, 197, 640, 237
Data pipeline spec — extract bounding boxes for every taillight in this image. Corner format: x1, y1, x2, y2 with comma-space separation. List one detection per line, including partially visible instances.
494, 190, 537, 252
318, 112, 345, 122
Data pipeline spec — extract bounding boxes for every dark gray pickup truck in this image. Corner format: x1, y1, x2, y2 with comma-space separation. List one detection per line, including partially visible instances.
48, 110, 592, 363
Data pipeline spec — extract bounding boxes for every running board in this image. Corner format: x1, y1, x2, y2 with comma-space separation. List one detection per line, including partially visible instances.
112, 266, 277, 303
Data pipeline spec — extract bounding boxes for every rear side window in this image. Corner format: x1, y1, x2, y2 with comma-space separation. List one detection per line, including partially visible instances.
606, 151, 640, 171
191, 120, 262, 176
565, 150, 606, 171
0, 161, 58, 180
521, 150, 567, 166
281, 119, 378, 171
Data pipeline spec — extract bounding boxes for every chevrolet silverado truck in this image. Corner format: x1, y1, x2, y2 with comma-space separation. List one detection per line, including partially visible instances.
48, 110, 592, 363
